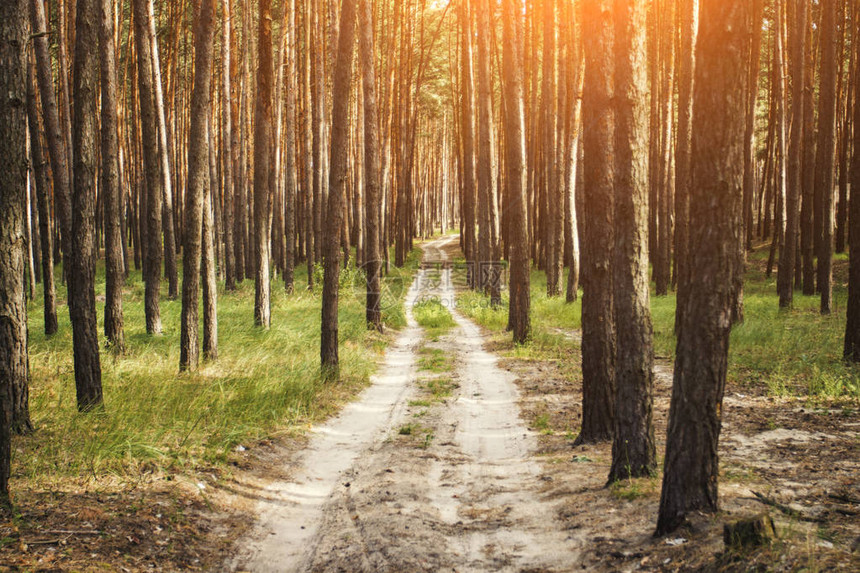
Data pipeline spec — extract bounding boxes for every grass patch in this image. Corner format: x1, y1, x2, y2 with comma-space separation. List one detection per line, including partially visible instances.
17, 246, 422, 483
458, 245, 860, 401
418, 347, 454, 373
413, 298, 456, 340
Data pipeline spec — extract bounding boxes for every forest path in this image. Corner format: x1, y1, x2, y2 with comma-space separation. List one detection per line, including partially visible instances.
229, 235, 581, 572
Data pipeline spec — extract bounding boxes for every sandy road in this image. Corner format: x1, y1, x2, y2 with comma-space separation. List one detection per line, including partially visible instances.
229, 236, 581, 572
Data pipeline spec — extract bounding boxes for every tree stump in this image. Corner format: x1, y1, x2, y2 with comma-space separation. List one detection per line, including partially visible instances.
723, 514, 777, 549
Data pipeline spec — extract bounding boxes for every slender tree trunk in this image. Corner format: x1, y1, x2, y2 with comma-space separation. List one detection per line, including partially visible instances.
70, 0, 104, 411
778, 0, 806, 309
844, 22, 860, 360
577, 0, 615, 446
674, 0, 697, 332
817, 0, 838, 315
26, 58, 58, 336
283, 0, 297, 292
609, 0, 656, 483
221, 0, 236, 291
29, 0, 73, 280
320, 0, 357, 374
254, 0, 274, 328
657, 0, 750, 536
101, 0, 125, 351
148, 0, 179, 300
359, 0, 382, 332
180, 0, 216, 371
502, 0, 530, 343
133, 0, 164, 335
203, 118, 218, 361
459, 0, 477, 288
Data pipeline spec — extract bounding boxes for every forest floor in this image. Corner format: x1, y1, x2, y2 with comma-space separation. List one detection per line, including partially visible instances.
3, 236, 859, 572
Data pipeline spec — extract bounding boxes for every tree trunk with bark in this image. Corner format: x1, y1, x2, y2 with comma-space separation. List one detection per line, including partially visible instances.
180, 0, 216, 371
577, 0, 615, 445
101, 0, 125, 351
320, 0, 357, 374
254, 0, 274, 328
133, 0, 164, 335
657, 0, 750, 536
70, 0, 104, 411
844, 22, 860, 361
26, 58, 58, 336
609, 0, 656, 483
502, 0, 531, 344
816, 0, 838, 315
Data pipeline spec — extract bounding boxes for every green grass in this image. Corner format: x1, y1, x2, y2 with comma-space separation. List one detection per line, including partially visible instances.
459, 249, 860, 401
17, 246, 422, 482
413, 298, 456, 340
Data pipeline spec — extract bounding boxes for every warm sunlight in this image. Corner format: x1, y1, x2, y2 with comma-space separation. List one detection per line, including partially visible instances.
0, 0, 857, 571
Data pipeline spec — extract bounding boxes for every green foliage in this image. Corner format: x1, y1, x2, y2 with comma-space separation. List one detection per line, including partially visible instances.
19, 249, 421, 482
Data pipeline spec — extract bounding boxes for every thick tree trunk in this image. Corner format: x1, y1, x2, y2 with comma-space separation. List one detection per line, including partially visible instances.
26, 58, 58, 336
70, 0, 104, 411
359, 0, 382, 332
657, 0, 750, 536
609, 0, 656, 483
816, 0, 838, 315
1, 0, 33, 488
180, 0, 216, 371
254, 0, 273, 329
577, 0, 615, 445
133, 0, 164, 335
801, 17, 817, 295
320, 0, 357, 374
777, 0, 806, 309
502, 0, 530, 344
0, 0, 28, 513
101, 0, 125, 351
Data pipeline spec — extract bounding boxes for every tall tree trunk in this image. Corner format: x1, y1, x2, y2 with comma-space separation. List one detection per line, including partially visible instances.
777, 0, 806, 309
101, 0, 125, 351
359, 0, 382, 332
133, 0, 164, 335
148, 0, 179, 300
0, 0, 33, 485
180, 0, 216, 371
70, 0, 104, 410
320, 0, 357, 374
674, 0, 697, 331
459, 0, 477, 288
577, 0, 615, 446
657, 0, 750, 536
501, 0, 530, 344
542, 0, 560, 296
844, 19, 860, 361
29, 0, 73, 281
254, 0, 274, 328
475, 0, 501, 304
26, 58, 58, 336
221, 0, 236, 291
203, 118, 219, 361
816, 0, 838, 315
283, 0, 298, 292
609, 0, 656, 483
0, 0, 25, 514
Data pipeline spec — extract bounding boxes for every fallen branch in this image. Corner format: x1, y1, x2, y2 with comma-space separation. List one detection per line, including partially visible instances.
751, 492, 825, 523
42, 529, 102, 535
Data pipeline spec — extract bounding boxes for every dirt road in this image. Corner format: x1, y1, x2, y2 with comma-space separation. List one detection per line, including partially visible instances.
229, 236, 581, 572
